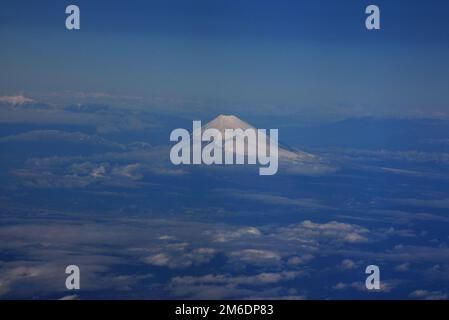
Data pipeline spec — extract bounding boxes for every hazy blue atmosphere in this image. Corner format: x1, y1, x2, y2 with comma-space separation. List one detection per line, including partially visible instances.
1, 0, 449, 299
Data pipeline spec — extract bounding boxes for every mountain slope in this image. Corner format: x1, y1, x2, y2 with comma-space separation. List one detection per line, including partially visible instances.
199, 114, 314, 162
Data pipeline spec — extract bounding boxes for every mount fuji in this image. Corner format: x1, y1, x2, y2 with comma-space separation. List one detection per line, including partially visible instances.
200, 114, 316, 163
171, 114, 334, 175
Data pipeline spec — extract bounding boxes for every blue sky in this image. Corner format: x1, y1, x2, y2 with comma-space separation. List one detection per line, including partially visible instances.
1, 0, 449, 117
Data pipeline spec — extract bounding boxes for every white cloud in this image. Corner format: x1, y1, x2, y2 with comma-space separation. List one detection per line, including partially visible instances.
287, 254, 314, 266
144, 247, 217, 269
168, 271, 303, 299
340, 259, 357, 270
218, 189, 330, 210
334, 280, 399, 293
212, 227, 262, 243
277, 220, 370, 245
171, 271, 301, 287
410, 290, 448, 300
333, 282, 348, 290
229, 249, 281, 265
395, 263, 411, 272
144, 253, 171, 267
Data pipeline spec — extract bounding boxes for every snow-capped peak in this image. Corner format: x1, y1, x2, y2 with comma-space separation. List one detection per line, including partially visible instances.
0, 95, 35, 106
199, 114, 313, 162
202, 114, 254, 134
